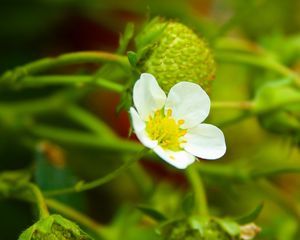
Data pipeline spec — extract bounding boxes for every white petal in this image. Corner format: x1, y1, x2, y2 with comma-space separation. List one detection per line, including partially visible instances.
183, 123, 226, 160
165, 82, 210, 128
130, 107, 158, 149
133, 73, 166, 120
153, 146, 195, 169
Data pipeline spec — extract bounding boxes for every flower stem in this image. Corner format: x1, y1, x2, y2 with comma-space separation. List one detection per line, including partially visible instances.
19, 75, 124, 93
26, 183, 49, 219
198, 163, 300, 181
0, 90, 78, 115
44, 148, 149, 197
0, 51, 128, 84
29, 124, 142, 153
211, 101, 254, 110
186, 165, 209, 217
215, 51, 300, 87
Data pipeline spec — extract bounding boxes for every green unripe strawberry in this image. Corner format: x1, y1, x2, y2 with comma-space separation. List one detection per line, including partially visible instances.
136, 18, 216, 93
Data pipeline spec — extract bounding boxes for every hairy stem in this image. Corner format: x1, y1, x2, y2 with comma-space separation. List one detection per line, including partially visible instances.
26, 183, 49, 219
0, 51, 128, 84
44, 148, 148, 197
215, 51, 300, 86
186, 165, 209, 216
211, 101, 254, 110
18, 75, 124, 93
0, 90, 79, 115
29, 124, 142, 153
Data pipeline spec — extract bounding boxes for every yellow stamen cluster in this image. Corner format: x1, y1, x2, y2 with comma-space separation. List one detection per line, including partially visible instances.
146, 109, 187, 151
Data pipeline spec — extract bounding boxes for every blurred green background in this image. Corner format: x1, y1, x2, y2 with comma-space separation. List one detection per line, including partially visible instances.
1, 0, 300, 239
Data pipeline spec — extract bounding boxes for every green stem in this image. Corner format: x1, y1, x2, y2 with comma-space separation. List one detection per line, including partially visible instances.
29, 124, 142, 153
215, 37, 266, 54
211, 101, 254, 110
0, 51, 128, 84
215, 51, 300, 86
19, 75, 124, 93
186, 165, 209, 216
251, 167, 300, 179
254, 98, 300, 115
45, 198, 110, 239
216, 113, 253, 128
44, 148, 149, 197
0, 90, 78, 115
26, 183, 49, 219
198, 163, 300, 181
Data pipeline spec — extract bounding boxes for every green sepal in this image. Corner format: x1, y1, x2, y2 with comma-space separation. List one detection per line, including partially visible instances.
118, 22, 134, 54
235, 202, 264, 225
137, 205, 168, 222
18, 214, 93, 240
116, 87, 132, 112
215, 218, 240, 237
127, 51, 138, 67
18, 225, 35, 240
135, 17, 167, 51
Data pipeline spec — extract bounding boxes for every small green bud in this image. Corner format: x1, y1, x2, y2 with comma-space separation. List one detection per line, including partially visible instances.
0, 170, 30, 199
18, 214, 93, 240
254, 79, 300, 135
136, 18, 216, 93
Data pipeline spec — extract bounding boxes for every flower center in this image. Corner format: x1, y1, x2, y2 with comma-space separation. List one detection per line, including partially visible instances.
145, 109, 187, 151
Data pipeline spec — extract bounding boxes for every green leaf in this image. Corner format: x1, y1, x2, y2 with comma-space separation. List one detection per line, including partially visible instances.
235, 202, 264, 224
137, 205, 167, 222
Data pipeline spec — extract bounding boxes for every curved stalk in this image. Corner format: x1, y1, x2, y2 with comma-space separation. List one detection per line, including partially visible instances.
18, 75, 124, 93
215, 51, 300, 87
0, 51, 129, 85
26, 183, 49, 219
44, 148, 148, 197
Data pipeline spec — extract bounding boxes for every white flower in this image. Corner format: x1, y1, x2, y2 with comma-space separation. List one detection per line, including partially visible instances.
130, 73, 226, 169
